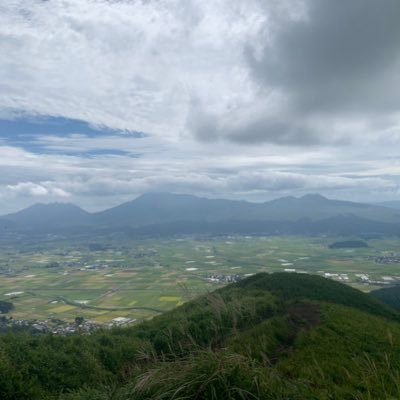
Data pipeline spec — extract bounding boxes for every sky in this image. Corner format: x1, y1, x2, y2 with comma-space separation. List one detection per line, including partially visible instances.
1, 0, 400, 214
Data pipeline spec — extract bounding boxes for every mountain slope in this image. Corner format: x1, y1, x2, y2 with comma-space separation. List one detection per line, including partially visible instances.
371, 285, 400, 310
1, 203, 92, 230
264, 193, 400, 222
94, 192, 264, 227
97, 192, 400, 227
1, 273, 400, 399
378, 200, 400, 210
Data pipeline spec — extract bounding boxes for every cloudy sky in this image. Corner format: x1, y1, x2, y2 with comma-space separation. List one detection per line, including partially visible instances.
1, 0, 400, 213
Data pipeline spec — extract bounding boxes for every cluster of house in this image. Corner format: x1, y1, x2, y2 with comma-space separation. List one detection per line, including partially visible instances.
0, 314, 138, 335
368, 254, 400, 264
0, 315, 141, 336
206, 274, 242, 283
355, 273, 399, 286
108, 317, 136, 327
324, 273, 350, 281
0, 316, 101, 335
321, 271, 399, 286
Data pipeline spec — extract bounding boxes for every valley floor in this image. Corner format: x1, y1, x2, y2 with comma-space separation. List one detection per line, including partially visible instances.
1, 235, 400, 327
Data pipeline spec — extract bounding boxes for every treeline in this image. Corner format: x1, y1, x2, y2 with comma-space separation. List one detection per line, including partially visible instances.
0, 301, 13, 314
329, 240, 368, 249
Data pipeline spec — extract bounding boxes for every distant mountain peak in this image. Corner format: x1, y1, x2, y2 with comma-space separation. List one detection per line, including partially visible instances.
1, 202, 91, 229
7, 202, 88, 215
300, 193, 328, 201
270, 195, 296, 203
268, 194, 327, 205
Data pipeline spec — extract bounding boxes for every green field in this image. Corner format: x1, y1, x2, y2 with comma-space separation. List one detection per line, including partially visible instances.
1, 235, 400, 324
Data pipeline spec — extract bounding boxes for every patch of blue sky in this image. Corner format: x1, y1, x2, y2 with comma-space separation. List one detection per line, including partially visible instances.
0, 116, 144, 138
81, 148, 140, 158
0, 116, 144, 157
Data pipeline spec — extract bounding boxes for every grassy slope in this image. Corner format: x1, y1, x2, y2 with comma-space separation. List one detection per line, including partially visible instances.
1, 273, 400, 400
236, 272, 400, 320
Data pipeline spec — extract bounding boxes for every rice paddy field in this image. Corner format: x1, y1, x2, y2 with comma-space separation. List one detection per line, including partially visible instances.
1, 235, 400, 324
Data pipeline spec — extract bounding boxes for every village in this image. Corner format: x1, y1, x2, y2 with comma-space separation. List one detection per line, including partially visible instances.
0, 314, 136, 335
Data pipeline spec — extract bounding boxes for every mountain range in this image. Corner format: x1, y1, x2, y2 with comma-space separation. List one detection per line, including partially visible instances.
2, 192, 400, 237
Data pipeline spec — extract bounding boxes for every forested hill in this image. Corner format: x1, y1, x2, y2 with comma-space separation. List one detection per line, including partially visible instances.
1, 273, 400, 399
371, 285, 400, 310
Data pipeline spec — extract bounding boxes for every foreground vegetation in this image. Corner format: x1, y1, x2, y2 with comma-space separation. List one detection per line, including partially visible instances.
1, 272, 400, 399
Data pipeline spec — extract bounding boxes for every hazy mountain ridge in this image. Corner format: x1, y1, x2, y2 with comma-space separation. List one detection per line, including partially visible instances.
1, 192, 400, 236
378, 200, 400, 210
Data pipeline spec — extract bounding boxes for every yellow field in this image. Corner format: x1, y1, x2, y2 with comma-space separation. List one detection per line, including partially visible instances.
159, 296, 181, 302
51, 305, 77, 313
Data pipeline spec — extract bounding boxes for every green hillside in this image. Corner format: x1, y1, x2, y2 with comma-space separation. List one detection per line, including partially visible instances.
371, 285, 400, 310
1, 273, 400, 399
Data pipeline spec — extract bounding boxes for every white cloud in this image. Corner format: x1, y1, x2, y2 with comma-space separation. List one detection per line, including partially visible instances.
7, 182, 49, 197
6, 181, 71, 198
0, 0, 264, 138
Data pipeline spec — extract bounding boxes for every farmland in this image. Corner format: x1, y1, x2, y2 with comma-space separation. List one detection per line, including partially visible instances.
1, 235, 400, 325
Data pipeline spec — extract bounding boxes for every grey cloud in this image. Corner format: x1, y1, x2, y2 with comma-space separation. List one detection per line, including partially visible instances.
228, 171, 306, 191
221, 116, 320, 146
248, 0, 400, 113
226, 171, 397, 195
188, 105, 218, 143
189, 102, 350, 146
190, 0, 400, 145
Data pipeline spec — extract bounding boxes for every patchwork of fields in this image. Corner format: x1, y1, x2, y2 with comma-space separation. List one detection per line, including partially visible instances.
1, 235, 400, 324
